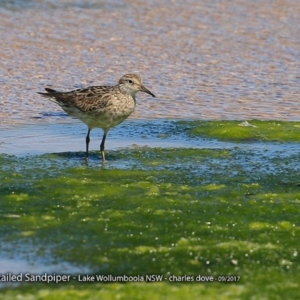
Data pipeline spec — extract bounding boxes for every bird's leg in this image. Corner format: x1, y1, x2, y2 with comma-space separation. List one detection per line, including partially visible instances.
85, 128, 91, 162
100, 131, 108, 163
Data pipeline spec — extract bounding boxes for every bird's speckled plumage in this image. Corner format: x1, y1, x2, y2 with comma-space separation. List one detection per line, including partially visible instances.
38, 74, 155, 162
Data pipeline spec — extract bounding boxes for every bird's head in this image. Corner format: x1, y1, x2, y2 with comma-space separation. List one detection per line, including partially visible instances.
118, 74, 155, 97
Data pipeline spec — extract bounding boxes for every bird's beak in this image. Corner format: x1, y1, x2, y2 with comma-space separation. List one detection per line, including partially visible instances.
140, 85, 155, 97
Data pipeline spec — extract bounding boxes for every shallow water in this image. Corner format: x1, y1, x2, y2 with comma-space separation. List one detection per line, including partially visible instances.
0, 239, 91, 287
2, 119, 300, 157
1, 0, 300, 125
2, 0, 300, 288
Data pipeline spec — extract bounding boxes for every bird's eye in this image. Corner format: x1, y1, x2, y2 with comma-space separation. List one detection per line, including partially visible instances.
128, 80, 133, 84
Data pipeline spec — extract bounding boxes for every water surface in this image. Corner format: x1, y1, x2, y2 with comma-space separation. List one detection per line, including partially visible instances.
1, 0, 300, 125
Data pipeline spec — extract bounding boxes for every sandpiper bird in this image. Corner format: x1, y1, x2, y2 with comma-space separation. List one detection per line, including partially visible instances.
38, 74, 155, 162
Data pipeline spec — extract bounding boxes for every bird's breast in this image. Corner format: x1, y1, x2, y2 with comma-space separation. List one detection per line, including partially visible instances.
77, 96, 135, 129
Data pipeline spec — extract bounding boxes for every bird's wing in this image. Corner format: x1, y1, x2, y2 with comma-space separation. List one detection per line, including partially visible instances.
38, 86, 114, 112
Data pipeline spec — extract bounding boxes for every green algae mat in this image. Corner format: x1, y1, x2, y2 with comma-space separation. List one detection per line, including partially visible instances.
1, 120, 300, 300
179, 120, 300, 142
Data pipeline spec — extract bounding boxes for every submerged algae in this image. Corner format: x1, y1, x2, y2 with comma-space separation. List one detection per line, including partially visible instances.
0, 144, 300, 299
